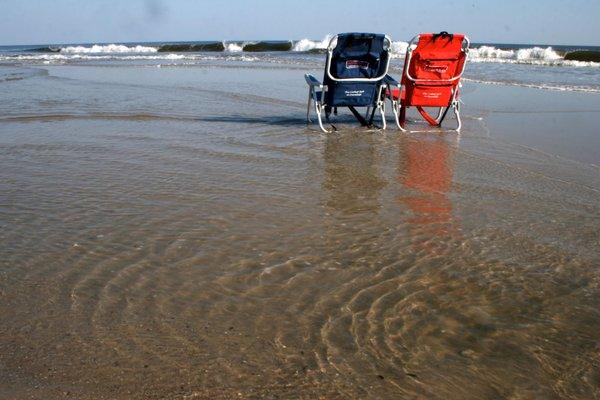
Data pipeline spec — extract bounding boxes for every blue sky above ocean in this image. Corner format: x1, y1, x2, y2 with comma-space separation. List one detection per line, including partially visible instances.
1, 0, 599, 46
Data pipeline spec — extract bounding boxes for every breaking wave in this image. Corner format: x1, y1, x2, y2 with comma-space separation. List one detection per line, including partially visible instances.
291, 36, 410, 57
470, 46, 561, 62
36, 41, 294, 54
61, 44, 158, 54
244, 41, 293, 52
288, 38, 598, 66
30, 46, 61, 53
292, 36, 332, 52
225, 42, 243, 52
3, 39, 599, 68
158, 42, 225, 52
390, 41, 409, 57
565, 50, 600, 63
468, 46, 600, 67
0, 54, 263, 64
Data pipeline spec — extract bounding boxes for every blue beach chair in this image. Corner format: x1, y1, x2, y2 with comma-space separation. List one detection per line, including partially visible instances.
305, 33, 396, 133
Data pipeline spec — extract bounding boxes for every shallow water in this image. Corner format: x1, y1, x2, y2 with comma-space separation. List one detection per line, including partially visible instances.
0, 62, 599, 399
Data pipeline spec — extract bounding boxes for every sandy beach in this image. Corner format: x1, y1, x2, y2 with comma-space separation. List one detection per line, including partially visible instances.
1, 58, 599, 399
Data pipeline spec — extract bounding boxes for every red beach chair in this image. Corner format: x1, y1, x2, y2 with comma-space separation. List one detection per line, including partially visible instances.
388, 32, 470, 132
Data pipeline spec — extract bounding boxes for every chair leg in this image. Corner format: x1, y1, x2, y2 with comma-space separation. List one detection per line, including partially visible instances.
306, 89, 313, 123
437, 105, 452, 127
315, 102, 331, 133
453, 101, 462, 132
399, 105, 408, 132
392, 100, 405, 131
377, 100, 386, 130
435, 107, 445, 123
306, 86, 331, 133
385, 90, 405, 132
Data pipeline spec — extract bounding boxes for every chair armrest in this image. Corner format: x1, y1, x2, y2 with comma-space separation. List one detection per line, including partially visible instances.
305, 74, 323, 88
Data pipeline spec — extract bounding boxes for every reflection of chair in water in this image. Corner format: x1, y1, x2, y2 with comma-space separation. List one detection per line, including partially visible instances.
398, 136, 458, 241
323, 133, 386, 215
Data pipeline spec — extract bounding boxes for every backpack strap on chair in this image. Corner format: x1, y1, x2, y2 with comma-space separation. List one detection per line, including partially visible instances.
416, 106, 441, 126
432, 31, 454, 42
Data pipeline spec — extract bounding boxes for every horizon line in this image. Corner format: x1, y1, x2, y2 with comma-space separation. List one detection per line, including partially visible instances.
1, 38, 600, 48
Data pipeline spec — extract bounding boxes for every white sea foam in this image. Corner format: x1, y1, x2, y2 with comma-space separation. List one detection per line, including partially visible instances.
292, 35, 332, 52
291, 38, 577, 65
0, 53, 260, 63
292, 36, 409, 57
4, 39, 596, 69
390, 43, 583, 66
469, 46, 563, 64
390, 41, 409, 58
469, 45, 515, 59
224, 42, 244, 52
516, 46, 562, 61
466, 45, 600, 67
61, 44, 158, 54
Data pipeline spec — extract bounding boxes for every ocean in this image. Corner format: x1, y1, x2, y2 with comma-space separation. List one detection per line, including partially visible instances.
1, 36, 599, 399
1, 37, 600, 92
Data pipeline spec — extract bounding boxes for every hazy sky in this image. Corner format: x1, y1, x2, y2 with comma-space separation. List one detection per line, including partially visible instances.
1, 0, 599, 45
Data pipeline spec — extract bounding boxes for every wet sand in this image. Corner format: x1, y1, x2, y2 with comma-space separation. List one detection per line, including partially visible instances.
0, 64, 599, 399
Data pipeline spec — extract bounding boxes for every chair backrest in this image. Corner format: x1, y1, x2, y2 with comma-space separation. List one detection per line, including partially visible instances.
326, 33, 390, 81
401, 32, 469, 107
323, 33, 391, 107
